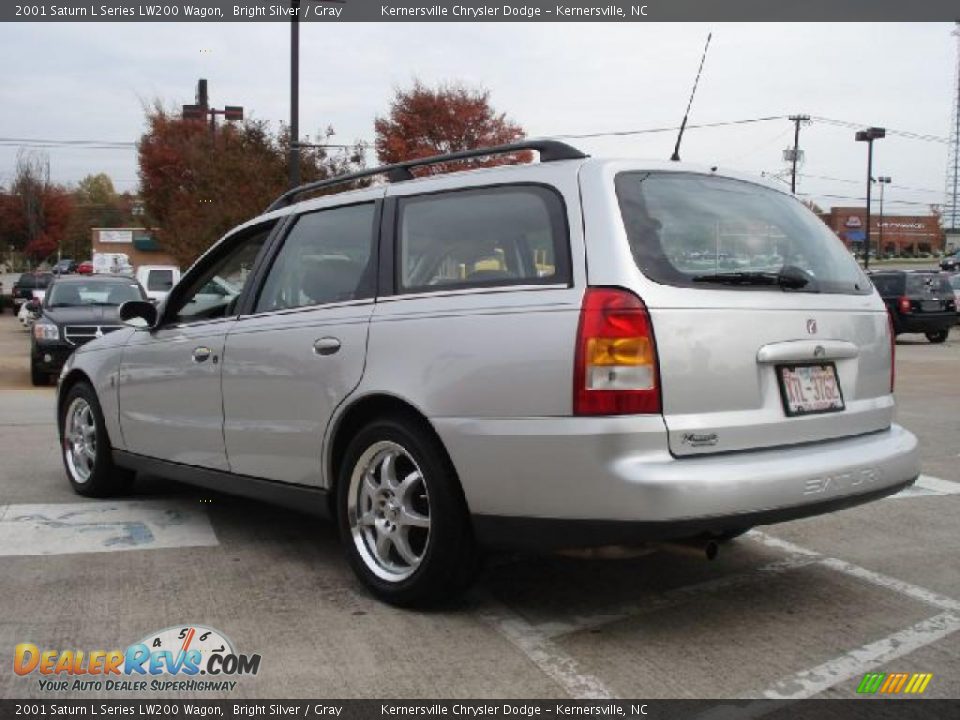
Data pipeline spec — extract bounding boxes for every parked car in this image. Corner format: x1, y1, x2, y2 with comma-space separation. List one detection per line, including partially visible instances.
31, 274, 147, 386
135, 265, 181, 304
77, 260, 94, 275
11, 272, 53, 312
56, 141, 919, 606
52, 258, 78, 275
949, 274, 960, 323
869, 270, 956, 343
18, 298, 40, 329
940, 252, 960, 272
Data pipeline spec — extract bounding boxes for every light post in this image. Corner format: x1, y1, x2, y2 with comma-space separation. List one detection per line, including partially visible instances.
874, 176, 891, 258
855, 127, 886, 270
290, 0, 300, 188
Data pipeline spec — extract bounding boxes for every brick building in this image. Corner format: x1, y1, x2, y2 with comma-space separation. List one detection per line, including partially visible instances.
90, 228, 178, 269
819, 207, 945, 256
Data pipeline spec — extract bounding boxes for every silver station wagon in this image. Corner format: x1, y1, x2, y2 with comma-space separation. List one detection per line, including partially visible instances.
57, 140, 920, 606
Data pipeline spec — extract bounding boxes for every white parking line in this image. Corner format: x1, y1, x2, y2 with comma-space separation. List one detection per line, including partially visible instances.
760, 612, 960, 699
889, 474, 960, 499
475, 596, 617, 700
0, 501, 219, 556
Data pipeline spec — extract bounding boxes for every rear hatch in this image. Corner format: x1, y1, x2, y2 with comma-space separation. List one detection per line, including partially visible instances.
904, 273, 956, 315
610, 170, 893, 456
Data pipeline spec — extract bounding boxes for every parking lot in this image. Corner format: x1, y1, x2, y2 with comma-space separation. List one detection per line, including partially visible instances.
0, 311, 957, 700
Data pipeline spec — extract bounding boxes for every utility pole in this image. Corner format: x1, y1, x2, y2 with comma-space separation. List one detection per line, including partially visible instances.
289, 0, 301, 188
787, 114, 810, 195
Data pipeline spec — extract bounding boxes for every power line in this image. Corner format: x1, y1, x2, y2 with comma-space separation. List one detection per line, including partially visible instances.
810, 116, 949, 144
545, 115, 789, 140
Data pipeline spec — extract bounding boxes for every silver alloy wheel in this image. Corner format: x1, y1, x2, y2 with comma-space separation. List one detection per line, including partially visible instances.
347, 440, 431, 582
64, 397, 97, 484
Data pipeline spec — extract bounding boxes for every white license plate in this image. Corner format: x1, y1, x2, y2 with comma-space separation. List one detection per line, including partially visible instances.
922, 300, 941, 312
777, 363, 845, 417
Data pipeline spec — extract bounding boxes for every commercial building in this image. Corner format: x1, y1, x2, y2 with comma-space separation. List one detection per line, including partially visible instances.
819, 207, 945, 256
90, 228, 178, 269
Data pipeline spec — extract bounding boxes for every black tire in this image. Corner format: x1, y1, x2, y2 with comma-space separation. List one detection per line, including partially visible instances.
925, 330, 949, 344
30, 361, 48, 387
336, 416, 479, 607
58, 381, 135, 497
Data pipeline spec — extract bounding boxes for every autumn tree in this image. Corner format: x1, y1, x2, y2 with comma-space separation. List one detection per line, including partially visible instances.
374, 81, 530, 174
138, 104, 365, 266
63, 173, 135, 260
2, 151, 73, 264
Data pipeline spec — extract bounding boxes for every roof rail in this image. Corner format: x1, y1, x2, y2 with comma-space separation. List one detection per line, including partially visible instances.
265, 139, 587, 212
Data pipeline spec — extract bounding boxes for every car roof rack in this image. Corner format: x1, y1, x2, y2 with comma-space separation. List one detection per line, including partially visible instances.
265, 139, 588, 212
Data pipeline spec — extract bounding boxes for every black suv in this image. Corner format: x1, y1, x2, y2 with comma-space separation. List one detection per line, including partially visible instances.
11, 272, 54, 311
31, 275, 147, 385
870, 270, 956, 343
941, 252, 960, 272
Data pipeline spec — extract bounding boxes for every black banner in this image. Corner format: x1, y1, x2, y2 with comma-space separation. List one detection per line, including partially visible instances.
0, 700, 957, 720
4, 0, 960, 23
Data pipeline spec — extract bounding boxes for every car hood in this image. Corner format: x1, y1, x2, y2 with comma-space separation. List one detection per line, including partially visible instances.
42, 306, 123, 325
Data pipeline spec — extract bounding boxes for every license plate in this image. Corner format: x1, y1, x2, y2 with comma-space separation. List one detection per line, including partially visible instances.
776, 363, 845, 417
922, 300, 941, 312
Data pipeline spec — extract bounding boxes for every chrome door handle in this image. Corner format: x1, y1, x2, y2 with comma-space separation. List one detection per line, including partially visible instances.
313, 337, 341, 356
192, 346, 212, 363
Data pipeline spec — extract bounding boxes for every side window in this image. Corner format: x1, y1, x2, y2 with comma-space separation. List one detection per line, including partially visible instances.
169, 222, 275, 325
255, 203, 376, 313
397, 186, 568, 293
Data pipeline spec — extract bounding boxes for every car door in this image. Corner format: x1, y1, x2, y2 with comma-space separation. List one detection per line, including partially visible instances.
118, 221, 278, 469
221, 196, 382, 486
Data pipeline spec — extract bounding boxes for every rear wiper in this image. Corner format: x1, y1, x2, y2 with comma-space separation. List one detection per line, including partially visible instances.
692, 266, 812, 290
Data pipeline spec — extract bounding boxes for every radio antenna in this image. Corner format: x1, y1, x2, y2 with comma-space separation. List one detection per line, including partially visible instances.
670, 32, 712, 162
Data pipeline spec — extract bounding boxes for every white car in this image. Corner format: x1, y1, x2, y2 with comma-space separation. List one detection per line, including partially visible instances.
17, 290, 44, 329
135, 265, 181, 304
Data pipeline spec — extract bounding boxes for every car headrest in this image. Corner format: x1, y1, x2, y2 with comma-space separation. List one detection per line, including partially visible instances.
300, 257, 364, 305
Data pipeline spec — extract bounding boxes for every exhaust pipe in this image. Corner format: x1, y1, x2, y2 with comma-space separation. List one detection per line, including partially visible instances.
655, 538, 720, 561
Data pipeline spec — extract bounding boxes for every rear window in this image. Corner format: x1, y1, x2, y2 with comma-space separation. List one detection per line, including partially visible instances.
906, 274, 953, 295
397, 185, 569, 293
18, 275, 36, 288
146, 269, 175, 291
615, 172, 870, 294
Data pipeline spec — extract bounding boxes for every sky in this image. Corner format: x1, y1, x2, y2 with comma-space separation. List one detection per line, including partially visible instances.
0, 21, 957, 216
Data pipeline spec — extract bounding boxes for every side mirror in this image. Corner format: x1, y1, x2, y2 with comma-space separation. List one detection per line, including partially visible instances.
119, 300, 158, 329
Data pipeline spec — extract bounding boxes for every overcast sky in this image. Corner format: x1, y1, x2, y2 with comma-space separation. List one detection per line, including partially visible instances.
0, 21, 956, 215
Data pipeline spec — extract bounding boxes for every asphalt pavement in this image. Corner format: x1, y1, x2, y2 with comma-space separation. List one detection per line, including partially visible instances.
0, 311, 957, 700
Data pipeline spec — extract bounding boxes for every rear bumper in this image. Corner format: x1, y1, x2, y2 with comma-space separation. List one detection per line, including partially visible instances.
894, 313, 954, 334
433, 415, 919, 549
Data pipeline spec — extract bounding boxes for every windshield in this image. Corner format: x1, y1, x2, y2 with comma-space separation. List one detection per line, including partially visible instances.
147, 269, 175, 291
47, 281, 144, 307
615, 172, 870, 294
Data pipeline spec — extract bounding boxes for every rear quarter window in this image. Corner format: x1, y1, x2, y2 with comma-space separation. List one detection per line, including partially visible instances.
869, 274, 904, 296
396, 185, 570, 293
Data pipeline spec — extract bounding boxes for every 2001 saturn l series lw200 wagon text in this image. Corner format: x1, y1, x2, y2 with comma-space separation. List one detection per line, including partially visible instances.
55, 140, 919, 606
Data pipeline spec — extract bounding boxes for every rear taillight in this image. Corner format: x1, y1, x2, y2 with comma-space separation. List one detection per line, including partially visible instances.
898, 296, 911, 314
887, 311, 896, 393
574, 287, 660, 415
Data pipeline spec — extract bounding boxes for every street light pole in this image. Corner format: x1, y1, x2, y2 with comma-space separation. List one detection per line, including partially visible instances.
875, 176, 891, 258
289, 0, 301, 189
855, 127, 886, 270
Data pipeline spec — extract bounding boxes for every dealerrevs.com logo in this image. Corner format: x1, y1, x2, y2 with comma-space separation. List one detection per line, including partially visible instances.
14, 625, 261, 693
